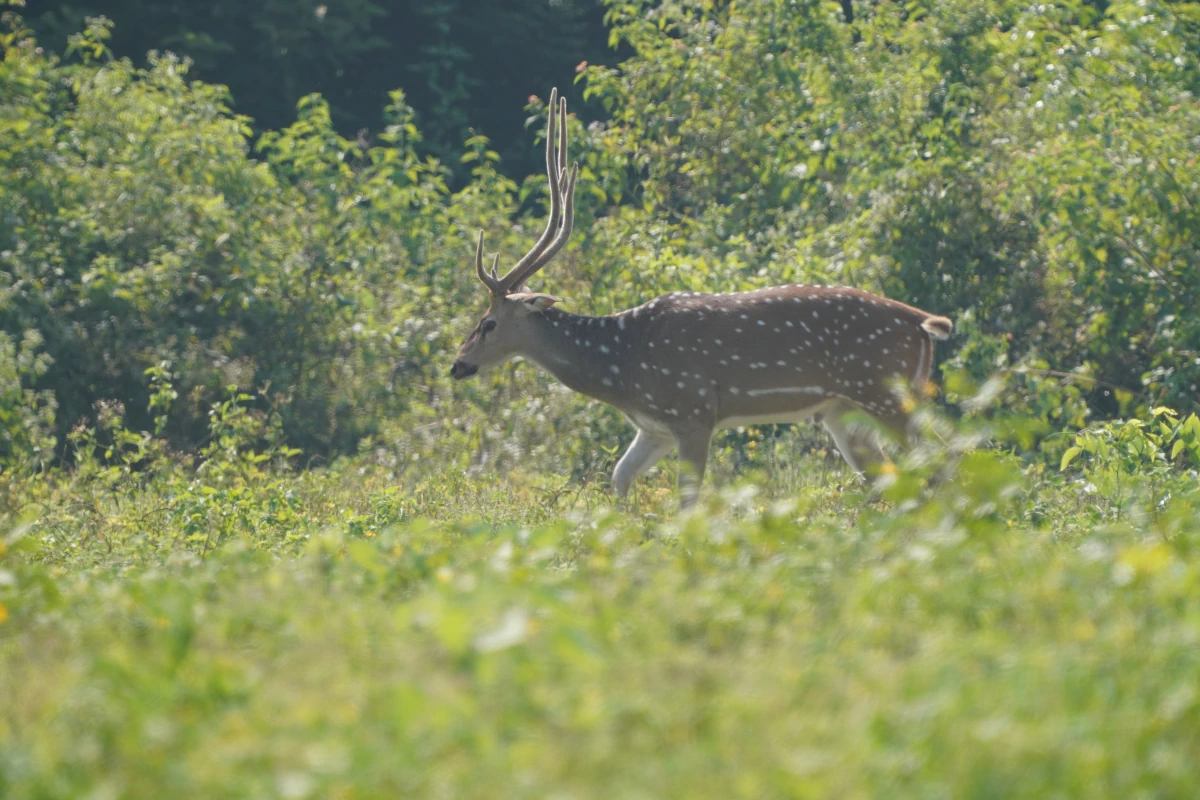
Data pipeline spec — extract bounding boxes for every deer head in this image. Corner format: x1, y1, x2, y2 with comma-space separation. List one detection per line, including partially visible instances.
450, 88, 579, 381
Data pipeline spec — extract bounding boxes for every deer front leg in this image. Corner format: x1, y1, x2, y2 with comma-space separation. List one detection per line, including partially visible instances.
613, 429, 674, 500
674, 427, 714, 510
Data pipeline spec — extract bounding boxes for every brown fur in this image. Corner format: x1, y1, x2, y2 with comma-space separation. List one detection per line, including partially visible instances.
453, 284, 952, 506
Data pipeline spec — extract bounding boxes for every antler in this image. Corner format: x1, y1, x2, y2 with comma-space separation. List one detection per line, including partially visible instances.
475, 230, 502, 293
475, 87, 580, 296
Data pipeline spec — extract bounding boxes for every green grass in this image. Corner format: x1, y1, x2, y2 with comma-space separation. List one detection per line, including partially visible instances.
3, 438, 1200, 799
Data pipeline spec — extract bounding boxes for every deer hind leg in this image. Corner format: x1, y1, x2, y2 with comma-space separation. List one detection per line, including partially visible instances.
674, 427, 714, 510
613, 429, 674, 500
822, 403, 888, 478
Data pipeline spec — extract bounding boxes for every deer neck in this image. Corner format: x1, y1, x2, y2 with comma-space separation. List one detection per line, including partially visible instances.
522, 308, 632, 406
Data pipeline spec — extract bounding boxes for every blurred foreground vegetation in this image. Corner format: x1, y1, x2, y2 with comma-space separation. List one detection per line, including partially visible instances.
3, 396, 1200, 797
3, 0, 1200, 796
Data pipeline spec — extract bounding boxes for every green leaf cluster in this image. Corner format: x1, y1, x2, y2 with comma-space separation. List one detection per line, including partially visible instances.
4, 407, 1200, 797
4, 3, 1200, 480
582, 0, 1200, 414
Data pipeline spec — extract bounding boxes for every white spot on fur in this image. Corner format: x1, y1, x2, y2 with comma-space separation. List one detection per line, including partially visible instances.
745, 386, 826, 397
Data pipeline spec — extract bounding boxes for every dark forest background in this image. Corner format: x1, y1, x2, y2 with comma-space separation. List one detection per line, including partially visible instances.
29, 0, 618, 180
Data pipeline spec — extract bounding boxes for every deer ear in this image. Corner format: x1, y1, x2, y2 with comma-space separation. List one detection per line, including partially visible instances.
520, 293, 561, 311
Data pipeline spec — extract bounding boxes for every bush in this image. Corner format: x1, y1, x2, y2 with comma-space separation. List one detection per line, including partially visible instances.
0, 16, 458, 458
581, 0, 1200, 414
0, 330, 56, 472
4, 2, 1200, 480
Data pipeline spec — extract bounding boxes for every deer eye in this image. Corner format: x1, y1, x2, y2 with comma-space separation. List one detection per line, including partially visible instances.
481, 319, 497, 334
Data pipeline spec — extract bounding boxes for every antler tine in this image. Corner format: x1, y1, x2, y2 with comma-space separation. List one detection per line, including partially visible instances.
556, 94, 568, 184
517, 160, 579, 279
475, 230, 501, 293
505, 96, 578, 289
494, 88, 564, 293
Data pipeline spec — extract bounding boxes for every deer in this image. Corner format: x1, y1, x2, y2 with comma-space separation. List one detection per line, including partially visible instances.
450, 88, 953, 508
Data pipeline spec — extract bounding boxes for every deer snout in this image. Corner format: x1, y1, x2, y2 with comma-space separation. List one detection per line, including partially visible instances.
450, 359, 478, 380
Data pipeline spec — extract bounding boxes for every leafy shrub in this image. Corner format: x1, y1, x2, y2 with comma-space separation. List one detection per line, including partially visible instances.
6, 7, 1200, 797
1, 16, 459, 459
5, 2, 1200, 484
4, 405, 1200, 797
0, 330, 56, 472
582, 0, 1200, 416
1058, 407, 1200, 531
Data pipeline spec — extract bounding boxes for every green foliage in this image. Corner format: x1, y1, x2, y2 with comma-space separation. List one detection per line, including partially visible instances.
1059, 407, 1200, 528
4, 8, 1200, 796
5, 4, 1199, 476
1, 16, 465, 458
0, 331, 56, 472
3, 408, 1200, 797
583, 0, 1200, 413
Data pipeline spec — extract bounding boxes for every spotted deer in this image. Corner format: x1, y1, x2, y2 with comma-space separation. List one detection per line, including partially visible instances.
450, 88, 953, 507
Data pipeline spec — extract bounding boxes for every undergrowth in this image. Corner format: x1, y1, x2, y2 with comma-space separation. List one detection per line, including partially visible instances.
3, 389, 1200, 799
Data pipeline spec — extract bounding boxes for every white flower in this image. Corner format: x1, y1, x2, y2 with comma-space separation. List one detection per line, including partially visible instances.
474, 608, 529, 653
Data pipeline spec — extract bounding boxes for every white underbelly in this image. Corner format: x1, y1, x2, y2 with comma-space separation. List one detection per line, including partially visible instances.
716, 399, 834, 429
624, 410, 676, 438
